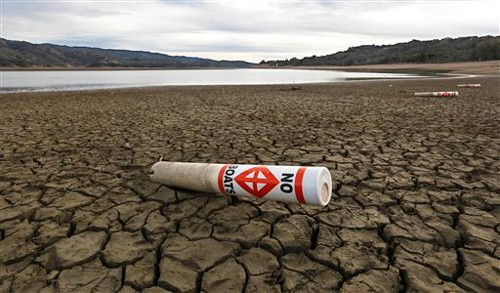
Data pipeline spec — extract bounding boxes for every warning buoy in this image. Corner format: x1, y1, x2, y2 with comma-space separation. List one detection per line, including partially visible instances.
414, 91, 459, 97
151, 162, 333, 206
457, 84, 481, 88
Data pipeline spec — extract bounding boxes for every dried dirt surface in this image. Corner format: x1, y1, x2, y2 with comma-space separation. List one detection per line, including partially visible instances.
294, 60, 500, 75
1, 76, 499, 292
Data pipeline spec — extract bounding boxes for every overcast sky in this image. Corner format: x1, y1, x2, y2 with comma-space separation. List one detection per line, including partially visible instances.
1, 0, 498, 62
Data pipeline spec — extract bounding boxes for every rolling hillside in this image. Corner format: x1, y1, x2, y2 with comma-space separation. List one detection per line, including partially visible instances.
260, 35, 500, 66
0, 38, 252, 68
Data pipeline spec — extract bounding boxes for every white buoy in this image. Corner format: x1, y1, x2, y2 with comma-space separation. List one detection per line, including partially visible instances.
414, 91, 459, 97
151, 162, 332, 206
457, 84, 481, 88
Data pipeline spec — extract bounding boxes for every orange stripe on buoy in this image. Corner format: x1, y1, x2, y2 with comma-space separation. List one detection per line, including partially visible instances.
218, 164, 229, 195
294, 167, 306, 204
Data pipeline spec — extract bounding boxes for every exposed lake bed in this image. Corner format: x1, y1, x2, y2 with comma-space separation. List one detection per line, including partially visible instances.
1, 75, 499, 292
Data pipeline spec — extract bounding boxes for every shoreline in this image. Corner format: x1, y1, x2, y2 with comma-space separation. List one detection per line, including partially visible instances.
289, 60, 500, 75
0, 70, 490, 95
1, 60, 498, 74
0, 76, 483, 94
2, 60, 497, 94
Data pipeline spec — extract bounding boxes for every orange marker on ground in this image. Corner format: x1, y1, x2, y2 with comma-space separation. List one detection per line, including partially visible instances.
414, 91, 459, 97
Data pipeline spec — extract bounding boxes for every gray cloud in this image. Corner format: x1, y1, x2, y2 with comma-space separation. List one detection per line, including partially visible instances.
2, 0, 498, 62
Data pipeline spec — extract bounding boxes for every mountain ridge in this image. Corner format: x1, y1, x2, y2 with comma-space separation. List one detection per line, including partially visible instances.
260, 35, 500, 66
1, 36, 499, 69
0, 38, 253, 68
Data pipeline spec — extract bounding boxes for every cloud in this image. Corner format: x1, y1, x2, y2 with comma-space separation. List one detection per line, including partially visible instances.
1, 0, 498, 62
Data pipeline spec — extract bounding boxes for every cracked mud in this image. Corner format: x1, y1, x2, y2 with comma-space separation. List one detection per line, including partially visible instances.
1, 76, 499, 292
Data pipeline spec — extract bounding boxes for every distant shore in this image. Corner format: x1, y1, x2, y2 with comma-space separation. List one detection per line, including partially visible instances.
1, 60, 498, 75
289, 60, 500, 75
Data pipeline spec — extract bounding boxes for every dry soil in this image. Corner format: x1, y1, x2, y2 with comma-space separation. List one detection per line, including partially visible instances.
1, 75, 499, 292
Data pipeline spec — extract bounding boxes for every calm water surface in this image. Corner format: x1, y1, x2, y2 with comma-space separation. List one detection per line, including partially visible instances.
1, 69, 421, 92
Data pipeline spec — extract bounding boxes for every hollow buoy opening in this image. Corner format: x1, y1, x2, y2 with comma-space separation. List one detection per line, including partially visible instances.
321, 182, 329, 204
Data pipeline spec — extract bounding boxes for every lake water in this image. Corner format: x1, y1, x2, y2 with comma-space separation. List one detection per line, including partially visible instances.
0, 69, 421, 92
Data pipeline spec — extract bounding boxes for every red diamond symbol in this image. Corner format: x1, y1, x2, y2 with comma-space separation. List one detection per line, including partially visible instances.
441, 92, 451, 97
234, 166, 279, 198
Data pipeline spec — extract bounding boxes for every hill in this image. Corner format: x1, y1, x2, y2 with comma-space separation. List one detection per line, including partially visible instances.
260, 35, 500, 66
0, 38, 252, 68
